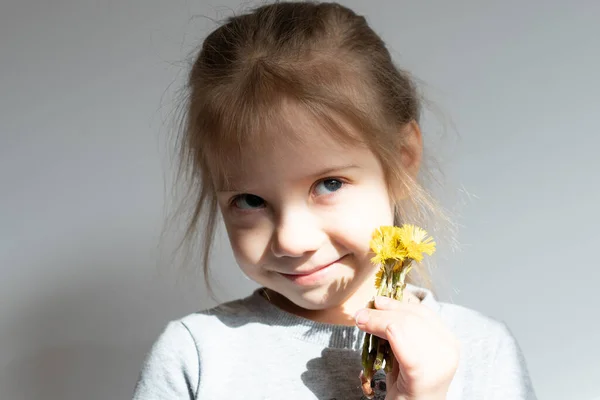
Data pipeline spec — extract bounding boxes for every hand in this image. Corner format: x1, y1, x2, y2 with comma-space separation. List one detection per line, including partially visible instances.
355, 295, 460, 400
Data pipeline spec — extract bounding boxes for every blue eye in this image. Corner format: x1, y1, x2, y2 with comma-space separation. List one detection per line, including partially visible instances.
232, 194, 265, 210
314, 179, 344, 196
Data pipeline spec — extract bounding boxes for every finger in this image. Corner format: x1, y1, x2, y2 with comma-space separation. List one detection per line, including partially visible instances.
354, 307, 422, 340
372, 296, 430, 319
373, 294, 417, 310
386, 356, 401, 390
373, 297, 447, 333
373, 296, 401, 310
355, 308, 431, 373
385, 315, 427, 377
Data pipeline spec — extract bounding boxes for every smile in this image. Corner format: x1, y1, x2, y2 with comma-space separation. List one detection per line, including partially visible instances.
279, 255, 348, 286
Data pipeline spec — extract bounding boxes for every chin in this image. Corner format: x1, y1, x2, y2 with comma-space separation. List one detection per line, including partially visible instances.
285, 280, 358, 310
253, 260, 374, 311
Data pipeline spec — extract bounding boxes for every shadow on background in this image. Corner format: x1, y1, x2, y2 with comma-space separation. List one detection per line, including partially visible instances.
0, 236, 206, 400
1, 343, 145, 400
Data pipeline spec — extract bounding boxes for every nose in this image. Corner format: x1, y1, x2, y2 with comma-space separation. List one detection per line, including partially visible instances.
270, 208, 325, 258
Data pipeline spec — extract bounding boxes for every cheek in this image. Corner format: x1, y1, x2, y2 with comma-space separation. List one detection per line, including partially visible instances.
225, 222, 272, 265
330, 188, 394, 250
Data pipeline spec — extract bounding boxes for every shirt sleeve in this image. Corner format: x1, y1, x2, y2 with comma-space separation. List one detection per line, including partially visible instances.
488, 322, 537, 400
132, 320, 200, 400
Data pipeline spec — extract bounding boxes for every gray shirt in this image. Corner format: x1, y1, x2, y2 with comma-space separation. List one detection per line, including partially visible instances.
132, 284, 537, 399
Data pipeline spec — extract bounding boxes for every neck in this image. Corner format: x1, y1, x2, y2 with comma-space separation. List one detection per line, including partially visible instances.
262, 290, 364, 326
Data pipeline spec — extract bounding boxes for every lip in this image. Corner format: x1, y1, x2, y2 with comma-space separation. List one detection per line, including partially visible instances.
279, 255, 347, 286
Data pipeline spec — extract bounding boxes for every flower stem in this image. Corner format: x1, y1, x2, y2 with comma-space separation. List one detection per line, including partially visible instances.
374, 339, 385, 370
361, 332, 371, 368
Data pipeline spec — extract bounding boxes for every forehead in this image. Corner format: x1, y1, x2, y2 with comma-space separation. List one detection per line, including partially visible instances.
209, 101, 370, 190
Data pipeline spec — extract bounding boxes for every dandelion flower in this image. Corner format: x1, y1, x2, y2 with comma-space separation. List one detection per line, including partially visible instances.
396, 224, 436, 262
369, 226, 406, 265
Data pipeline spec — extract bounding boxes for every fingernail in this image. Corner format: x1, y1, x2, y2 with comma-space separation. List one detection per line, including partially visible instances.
375, 296, 390, 306
354, 309, 370, 325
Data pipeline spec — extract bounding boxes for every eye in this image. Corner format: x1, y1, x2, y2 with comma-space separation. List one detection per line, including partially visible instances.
314, 178, 344, 196
231, 194, 265, 210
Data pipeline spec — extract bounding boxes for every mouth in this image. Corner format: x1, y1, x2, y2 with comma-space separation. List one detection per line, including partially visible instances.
278, 255, 348, 286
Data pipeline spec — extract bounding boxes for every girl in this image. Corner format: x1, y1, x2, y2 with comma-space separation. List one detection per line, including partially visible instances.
133, 2, 536, 399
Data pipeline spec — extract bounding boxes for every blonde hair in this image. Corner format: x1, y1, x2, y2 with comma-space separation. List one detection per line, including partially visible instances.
169, 1, 453, 299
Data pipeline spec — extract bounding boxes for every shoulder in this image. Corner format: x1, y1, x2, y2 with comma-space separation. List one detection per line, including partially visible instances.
144, 295, 257, 360
417, 291, 536, 398
178, 291, 266, 339
439, 302, 536, 397
408, 284, 532, 369
407, 284, 516, 347
438, 301, 510, 341
437, 301, 523, 371
132, 319, 200, 399
132, 293, 263, 400
147, 294, 256, 344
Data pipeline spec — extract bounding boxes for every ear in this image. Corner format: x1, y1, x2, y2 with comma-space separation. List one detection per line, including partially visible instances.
400, 120, 423, 179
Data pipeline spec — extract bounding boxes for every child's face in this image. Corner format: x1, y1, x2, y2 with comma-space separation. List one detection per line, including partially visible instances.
215, 111, 395, 314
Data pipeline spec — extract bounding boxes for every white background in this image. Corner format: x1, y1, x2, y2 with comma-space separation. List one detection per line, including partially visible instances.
1, 1, 599, 399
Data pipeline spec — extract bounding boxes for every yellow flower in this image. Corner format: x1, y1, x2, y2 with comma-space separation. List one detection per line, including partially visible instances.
374, 267, 384, 289
369, 226, 406, 265
396, 224, 436, 262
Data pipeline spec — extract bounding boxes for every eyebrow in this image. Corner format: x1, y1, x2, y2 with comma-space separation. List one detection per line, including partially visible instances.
216, 164, 360, 193
310, 164, 360, 178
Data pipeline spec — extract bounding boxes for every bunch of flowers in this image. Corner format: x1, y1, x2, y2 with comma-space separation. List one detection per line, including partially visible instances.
360, 224, 436, 398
